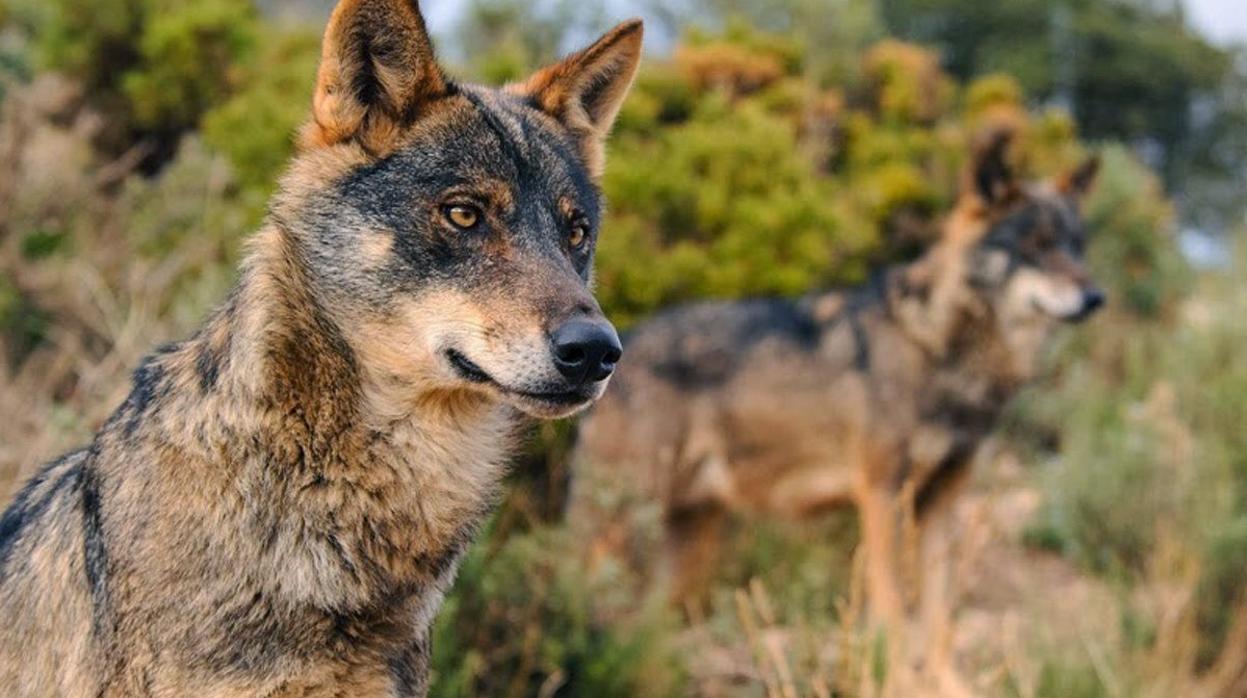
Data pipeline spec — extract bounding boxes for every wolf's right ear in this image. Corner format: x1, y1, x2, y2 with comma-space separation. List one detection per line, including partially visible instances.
964, 128, 1019, 210
304, 0, 449, 155
1057, 155, 1101, 200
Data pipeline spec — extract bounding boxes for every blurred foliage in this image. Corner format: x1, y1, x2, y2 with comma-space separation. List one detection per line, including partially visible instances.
5, 0, 259, 160
1017, 239, 1247, 666
1082, 145, 1189, 317
430, 526, 683, 697
861, 39, 952, 125
880, 0, 1246, 229
200, 29, 320, 209
657, 0, 1247, 230
646, 0, 884, 85
448, 0, 610, 83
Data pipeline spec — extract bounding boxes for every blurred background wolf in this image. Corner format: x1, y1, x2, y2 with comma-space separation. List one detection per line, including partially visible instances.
1, 0, 1245, 696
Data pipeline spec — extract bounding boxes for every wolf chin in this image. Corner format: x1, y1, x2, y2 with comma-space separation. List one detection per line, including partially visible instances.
0, 1, 642, 695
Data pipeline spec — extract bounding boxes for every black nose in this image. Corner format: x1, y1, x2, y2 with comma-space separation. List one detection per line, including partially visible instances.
1073, 287, 1106, 322
551, 320, 622, 385
1082, 287, 1106, 314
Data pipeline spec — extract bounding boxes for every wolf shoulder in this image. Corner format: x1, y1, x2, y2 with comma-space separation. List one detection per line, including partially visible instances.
0, 449, 98, 696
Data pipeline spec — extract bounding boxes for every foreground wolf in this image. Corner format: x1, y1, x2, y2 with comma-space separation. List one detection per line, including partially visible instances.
573, 132, 1101, 692
0, 1, 641, 695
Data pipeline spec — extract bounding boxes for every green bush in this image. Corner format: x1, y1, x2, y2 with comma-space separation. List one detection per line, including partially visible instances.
201, 28, 320, 213
36, 0, 257, 150
431, 525, 683, 698
1021, 243, 1247, 664
120, 0, 256, 130
599, 92, 876, 325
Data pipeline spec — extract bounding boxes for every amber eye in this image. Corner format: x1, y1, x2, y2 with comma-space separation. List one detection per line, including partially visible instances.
444, 204, 480, 230
569, 221, 590, 250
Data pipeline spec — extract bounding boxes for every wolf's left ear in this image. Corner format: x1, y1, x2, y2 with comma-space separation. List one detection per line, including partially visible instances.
965, 128, 1020, 210
514, 19, 644, 179
1057, 155, 1101, 200
305, 0, 449, 154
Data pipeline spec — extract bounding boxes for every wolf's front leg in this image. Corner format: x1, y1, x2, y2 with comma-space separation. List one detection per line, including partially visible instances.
912, 464, 978, 698
855, 482, 917, 695
663, 503, 727, 616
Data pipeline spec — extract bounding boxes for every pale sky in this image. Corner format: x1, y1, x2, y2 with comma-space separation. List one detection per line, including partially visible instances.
1184, 0, 1247, 45
419, 0, 1247, 48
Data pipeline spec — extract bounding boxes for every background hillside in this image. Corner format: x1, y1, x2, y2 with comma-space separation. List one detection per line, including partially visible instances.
0, 0, 1244, 695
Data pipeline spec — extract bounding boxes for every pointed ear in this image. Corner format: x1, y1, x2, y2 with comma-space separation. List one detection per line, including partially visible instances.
1058, 155, 1101, 200
304, 0, 449, 155
513, 19, 644, 178
964, 128, 1019, 209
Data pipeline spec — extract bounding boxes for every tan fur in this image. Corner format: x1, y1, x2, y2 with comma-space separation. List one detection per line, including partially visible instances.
305, 0, 448, 154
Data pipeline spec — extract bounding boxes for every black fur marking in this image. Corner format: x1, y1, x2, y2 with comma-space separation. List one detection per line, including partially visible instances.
414, 532, 470, 583
640, 273, 892, 390
351, 28, 383, 111
196, 342, 223, 393
324, 87, 602, 303
847, 313, 872, 372
79, 448, 114, 645
462, 91, 529, 183
327, 581, 423, 654
982, 204, 1040, 252
123, 348, 172, 438
203, 587, 288, 676
981, 198, 1087, 271
502, 97, 599, 214
325, 531, 360, 582
975, 145, 1014, 205
471, 92, 602, 226
0, 453, 81, 577
839, 272, 889, 373
646, 298, 822, 390
914, 438, 978, 514
389, 639, 430, 697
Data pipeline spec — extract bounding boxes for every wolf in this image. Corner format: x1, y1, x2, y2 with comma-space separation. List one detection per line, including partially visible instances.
572, 130, 1102, 694
0, 1, 641, 695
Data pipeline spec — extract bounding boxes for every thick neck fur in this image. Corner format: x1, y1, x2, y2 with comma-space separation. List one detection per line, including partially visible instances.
125, 224, 517, 613
885, 241, 1026, 422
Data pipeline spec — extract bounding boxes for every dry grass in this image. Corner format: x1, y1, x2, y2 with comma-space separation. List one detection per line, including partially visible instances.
0, 75, 239, 497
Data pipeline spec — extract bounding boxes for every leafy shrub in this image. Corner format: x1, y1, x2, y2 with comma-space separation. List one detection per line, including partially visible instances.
599, 92, 876, 325
35, 0, 257, 154
201, 28, 320, 214
861, 39, 952, 125
1022, 240, 1247, 664
1082, 145, 1189, 318
431, 525, 683, 698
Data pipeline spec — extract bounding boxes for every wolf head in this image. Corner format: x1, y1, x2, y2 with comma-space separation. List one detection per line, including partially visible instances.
272, 0, 642, 419
960, 130, 1104, 326
894, 129, 1103, 374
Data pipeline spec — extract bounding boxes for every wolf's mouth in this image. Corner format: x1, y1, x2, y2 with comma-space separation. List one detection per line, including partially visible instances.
1028, 297, 1090, 323
445, 349, 593, 408
447, 349, 491, 383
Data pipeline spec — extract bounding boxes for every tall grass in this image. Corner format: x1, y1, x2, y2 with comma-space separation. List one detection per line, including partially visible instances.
1014, 243, 1247, 697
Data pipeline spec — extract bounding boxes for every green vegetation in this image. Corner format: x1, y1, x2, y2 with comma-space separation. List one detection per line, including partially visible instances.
431, 526, 684, 697
879, 0, 1247, 231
